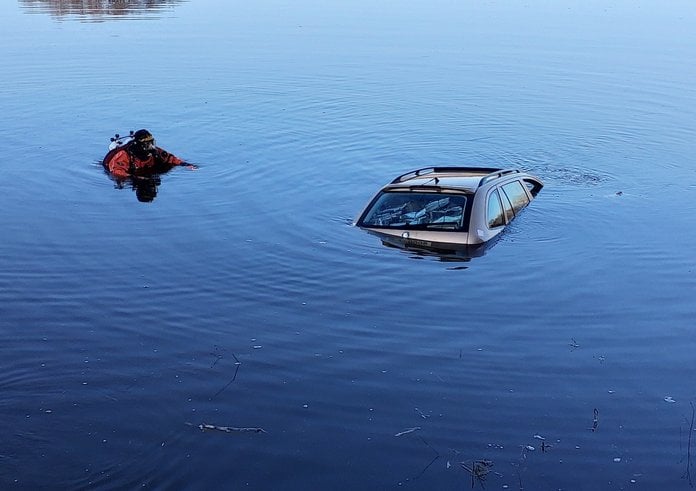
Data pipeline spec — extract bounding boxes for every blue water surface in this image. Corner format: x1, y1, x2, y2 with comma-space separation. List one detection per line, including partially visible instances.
2, 1, 696, 489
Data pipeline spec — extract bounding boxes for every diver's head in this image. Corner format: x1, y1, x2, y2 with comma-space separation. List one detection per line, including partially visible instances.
132, 129, 156, 157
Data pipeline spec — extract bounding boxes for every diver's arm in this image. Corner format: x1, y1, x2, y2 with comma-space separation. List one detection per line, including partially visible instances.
156, 148, 184, 166
157, 148, 198, 169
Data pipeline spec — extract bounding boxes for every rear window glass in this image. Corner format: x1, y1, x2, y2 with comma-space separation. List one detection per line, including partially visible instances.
501, 180, 530, 215
359, 192, 468, 230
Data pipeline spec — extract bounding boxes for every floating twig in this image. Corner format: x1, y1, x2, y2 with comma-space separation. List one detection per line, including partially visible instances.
212, 354, 241, 399
419, 436, 439, 456
397, 433, 441, 483
395, 426, 421, 437
198, 423, 266, 434
682, 402, 695, 487
588, 408, 599, 432
210, 345, 224, 368
460, 459, 494, 489
409, 455, 440, 482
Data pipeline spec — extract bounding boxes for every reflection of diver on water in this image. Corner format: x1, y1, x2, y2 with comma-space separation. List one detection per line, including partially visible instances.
102, 129, 197, 202
109, 173, 163, 203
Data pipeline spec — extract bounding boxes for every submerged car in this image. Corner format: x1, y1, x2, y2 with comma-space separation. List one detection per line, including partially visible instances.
354, 166, 543, 257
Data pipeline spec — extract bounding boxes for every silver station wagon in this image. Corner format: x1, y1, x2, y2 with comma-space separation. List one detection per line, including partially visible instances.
354, 167, 543, 257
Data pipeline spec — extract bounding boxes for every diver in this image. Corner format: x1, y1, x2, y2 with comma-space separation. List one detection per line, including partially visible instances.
103, 129, 196, 178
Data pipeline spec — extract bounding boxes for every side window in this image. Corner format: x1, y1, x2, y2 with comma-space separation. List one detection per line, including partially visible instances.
501, 180, 530, 215
523, 178, 542, 197
487, 189, 505, 228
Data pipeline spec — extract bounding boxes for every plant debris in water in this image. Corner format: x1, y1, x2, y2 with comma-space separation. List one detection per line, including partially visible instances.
460, 459, 495, 488
682, 402, 695, 487
589, 408, 599, 432
198, 423, 266, 434
394, 426, 421, 437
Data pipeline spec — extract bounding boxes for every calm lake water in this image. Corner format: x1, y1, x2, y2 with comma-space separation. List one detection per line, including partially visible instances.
2, 1, 696, 489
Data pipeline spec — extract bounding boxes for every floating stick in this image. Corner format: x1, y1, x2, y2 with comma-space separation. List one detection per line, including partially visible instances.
198, 423, 266, 434
394, 426, 421, 437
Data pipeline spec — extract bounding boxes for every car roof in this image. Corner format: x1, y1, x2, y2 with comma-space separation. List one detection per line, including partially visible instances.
385, 167, 526, 193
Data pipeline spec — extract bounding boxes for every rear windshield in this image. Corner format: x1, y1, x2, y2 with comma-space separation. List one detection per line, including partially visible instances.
358, 191, 468, 230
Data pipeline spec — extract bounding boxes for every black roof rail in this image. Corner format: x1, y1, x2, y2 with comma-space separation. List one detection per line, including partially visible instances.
390, 166, 503, 184
391, 167, 435, 183
478, 168, 520, 187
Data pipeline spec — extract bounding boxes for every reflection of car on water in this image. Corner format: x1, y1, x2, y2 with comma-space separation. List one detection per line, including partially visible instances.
354, 167, 543, 258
